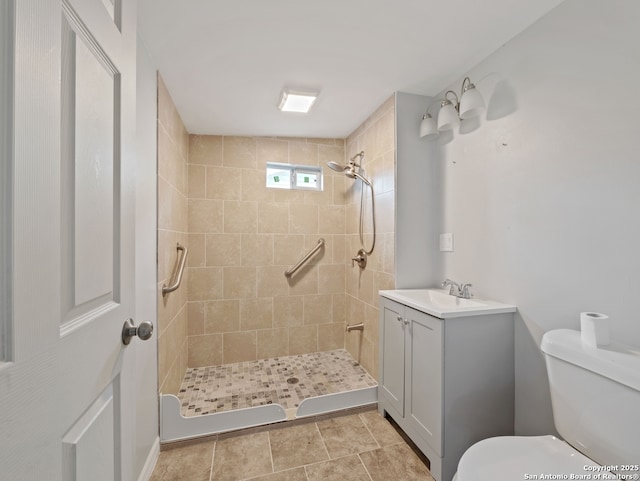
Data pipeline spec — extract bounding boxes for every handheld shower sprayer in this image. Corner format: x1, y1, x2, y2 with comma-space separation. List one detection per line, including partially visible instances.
325, 151, 376, 258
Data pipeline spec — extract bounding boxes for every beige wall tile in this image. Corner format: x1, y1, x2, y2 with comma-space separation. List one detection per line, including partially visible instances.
318, 323, 345, 352
188, 164, 206, 199
189, 198, 223, 233
206, 165, 241, 201
288, 325, 318, 355
357, 268, 374, 305
257, 328, 289, 359
287, 267, 318, 296
289, 141, 318, 167
256, 138, 289, 169
331, 235, 346, 264
188, 334, 223, 368
332, 294, 346, 324
376, 108, 395, 156
223, 331, 257, 363
241, 234, 274, 266
273, 235, 304, 266
206, 233, 241, 266
318, 144, 345, 167
318, 264, 346, 294
303, 294, 333, 325
224, 201, 257, 233
188, 267, 223, 301
273, 296, 304, 328
187, 302, 204, 336
223, 136, 257, 169
289, 204, 318, 235
205, 299, 240, 333
258, 202, 289, 234
240, 298, 273, 331
318, 205, 345, 235
189, 135, 223, 165
304, 177, 333, 206
241, 168, 272, 203
188, 233, 206, 267
375, 191, 395, 234
223, 266, 257, 299
257, 266, 289, 298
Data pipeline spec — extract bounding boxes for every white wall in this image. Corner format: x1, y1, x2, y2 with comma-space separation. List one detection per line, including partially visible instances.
134, 39, 160, 479
429, 0, 640, 435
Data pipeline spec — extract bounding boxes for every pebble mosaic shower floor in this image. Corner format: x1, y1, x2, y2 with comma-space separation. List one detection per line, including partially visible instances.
177, 349, 377, 417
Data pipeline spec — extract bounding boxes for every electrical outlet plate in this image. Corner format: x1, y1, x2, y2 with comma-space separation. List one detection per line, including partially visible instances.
439, 233, 453, 252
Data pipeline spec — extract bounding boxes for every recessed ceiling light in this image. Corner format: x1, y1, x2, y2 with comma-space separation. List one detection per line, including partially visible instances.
278, 89, 318, 113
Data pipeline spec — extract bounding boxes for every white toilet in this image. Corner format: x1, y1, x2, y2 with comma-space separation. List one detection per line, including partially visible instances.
453, 329, 640, 481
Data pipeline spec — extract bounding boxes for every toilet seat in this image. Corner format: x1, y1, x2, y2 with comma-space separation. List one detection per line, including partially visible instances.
455, 435, 602, 481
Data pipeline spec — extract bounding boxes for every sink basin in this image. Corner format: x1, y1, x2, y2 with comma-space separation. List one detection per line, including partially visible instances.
415, 289, 487, 309
379, 288, 516, 319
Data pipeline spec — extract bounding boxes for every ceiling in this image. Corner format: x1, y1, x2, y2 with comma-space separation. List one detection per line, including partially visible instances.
138, 0, 564, 138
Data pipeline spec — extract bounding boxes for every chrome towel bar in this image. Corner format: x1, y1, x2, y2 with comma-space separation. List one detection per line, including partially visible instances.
284, 238, 324, 278
162, 243, 188, 296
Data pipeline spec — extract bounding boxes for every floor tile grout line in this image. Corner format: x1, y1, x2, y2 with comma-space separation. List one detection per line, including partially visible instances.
358, 412, 382, 450
314, 422, 332, 461
266, 430, 275, 475
357, 452, 375, 481
209, 441, 217, 481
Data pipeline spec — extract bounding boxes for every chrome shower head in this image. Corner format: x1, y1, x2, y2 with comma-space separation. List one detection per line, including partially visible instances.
327, 161, 347, 173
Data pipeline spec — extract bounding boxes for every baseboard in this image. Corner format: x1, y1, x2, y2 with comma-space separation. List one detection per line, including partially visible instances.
137, 436, 160, 481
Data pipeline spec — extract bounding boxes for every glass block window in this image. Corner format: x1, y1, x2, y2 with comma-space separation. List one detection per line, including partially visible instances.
266, 163, 322, 191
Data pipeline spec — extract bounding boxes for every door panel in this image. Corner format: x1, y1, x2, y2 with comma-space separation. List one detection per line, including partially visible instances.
0, 0, 139, 479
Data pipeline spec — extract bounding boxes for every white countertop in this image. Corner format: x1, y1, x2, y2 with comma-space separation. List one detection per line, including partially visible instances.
379, 288, 516, 319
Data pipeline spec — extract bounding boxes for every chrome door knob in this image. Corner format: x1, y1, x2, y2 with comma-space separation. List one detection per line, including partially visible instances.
122, 318, 154, 345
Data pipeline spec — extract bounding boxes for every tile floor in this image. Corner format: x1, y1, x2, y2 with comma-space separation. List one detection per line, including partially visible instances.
178, 350, 378, 416
150, 408, 435, 481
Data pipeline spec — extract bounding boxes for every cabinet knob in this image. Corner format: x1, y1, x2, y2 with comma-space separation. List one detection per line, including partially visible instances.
404, 319, 409, 325
397, 315, 403, 323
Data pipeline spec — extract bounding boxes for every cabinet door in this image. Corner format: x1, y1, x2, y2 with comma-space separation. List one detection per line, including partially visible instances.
406, 307, 443, 456
380, 299, 405, 416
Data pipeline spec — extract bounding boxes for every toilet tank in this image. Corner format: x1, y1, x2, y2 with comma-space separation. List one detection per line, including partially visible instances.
541, 329, 640, 468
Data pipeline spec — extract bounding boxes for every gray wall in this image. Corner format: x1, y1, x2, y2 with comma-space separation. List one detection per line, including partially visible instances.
428, 0, 640, 435
395, 92, 439, 289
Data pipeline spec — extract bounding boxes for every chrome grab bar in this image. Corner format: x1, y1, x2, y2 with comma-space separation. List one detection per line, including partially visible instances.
284, 238, 324, 278
162, 243, 188, 296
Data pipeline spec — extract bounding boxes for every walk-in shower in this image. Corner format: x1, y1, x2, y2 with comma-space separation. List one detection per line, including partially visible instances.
327, 151, 376, 269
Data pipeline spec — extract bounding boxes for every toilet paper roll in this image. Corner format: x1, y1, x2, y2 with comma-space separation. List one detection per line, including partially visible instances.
580, 312, 610, 348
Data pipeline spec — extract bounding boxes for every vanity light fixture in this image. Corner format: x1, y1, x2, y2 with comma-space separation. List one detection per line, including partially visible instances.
420, 76, 485, 139
278, 88, 318, 113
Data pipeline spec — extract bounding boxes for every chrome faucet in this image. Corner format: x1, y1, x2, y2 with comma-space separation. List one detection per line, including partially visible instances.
441, 279, 473, 299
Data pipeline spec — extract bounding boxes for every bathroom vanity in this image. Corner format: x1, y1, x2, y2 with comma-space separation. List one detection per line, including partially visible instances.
378, 289, 516, 481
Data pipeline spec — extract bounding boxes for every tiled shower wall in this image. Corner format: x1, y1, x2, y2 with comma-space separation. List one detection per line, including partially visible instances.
344, 95, 397, 380
185, 136, 348, 367
157, 76, 190, 395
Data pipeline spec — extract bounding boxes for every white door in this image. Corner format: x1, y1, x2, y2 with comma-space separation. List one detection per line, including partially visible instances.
0, 0, 142, 480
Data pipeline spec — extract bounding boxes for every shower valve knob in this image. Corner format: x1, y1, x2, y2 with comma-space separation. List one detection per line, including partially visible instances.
351, 249, 367, 269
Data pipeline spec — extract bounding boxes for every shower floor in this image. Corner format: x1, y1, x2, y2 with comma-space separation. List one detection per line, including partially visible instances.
177, 349, 377, 418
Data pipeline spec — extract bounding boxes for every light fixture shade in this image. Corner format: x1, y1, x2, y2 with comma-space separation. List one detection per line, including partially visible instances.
459, 86, 485, 120
420, 114, 438, 139
278, 89, 318, 113
437, 102, 460, 131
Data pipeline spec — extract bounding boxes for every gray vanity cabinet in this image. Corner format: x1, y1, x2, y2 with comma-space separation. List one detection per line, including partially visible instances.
380, 298, 442, 454
378, 294, 514, 481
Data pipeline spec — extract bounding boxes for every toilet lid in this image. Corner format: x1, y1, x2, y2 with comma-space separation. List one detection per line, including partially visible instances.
456, 435, 602, 481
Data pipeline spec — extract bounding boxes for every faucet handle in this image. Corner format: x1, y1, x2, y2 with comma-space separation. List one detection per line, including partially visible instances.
460, 283, 473, 299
